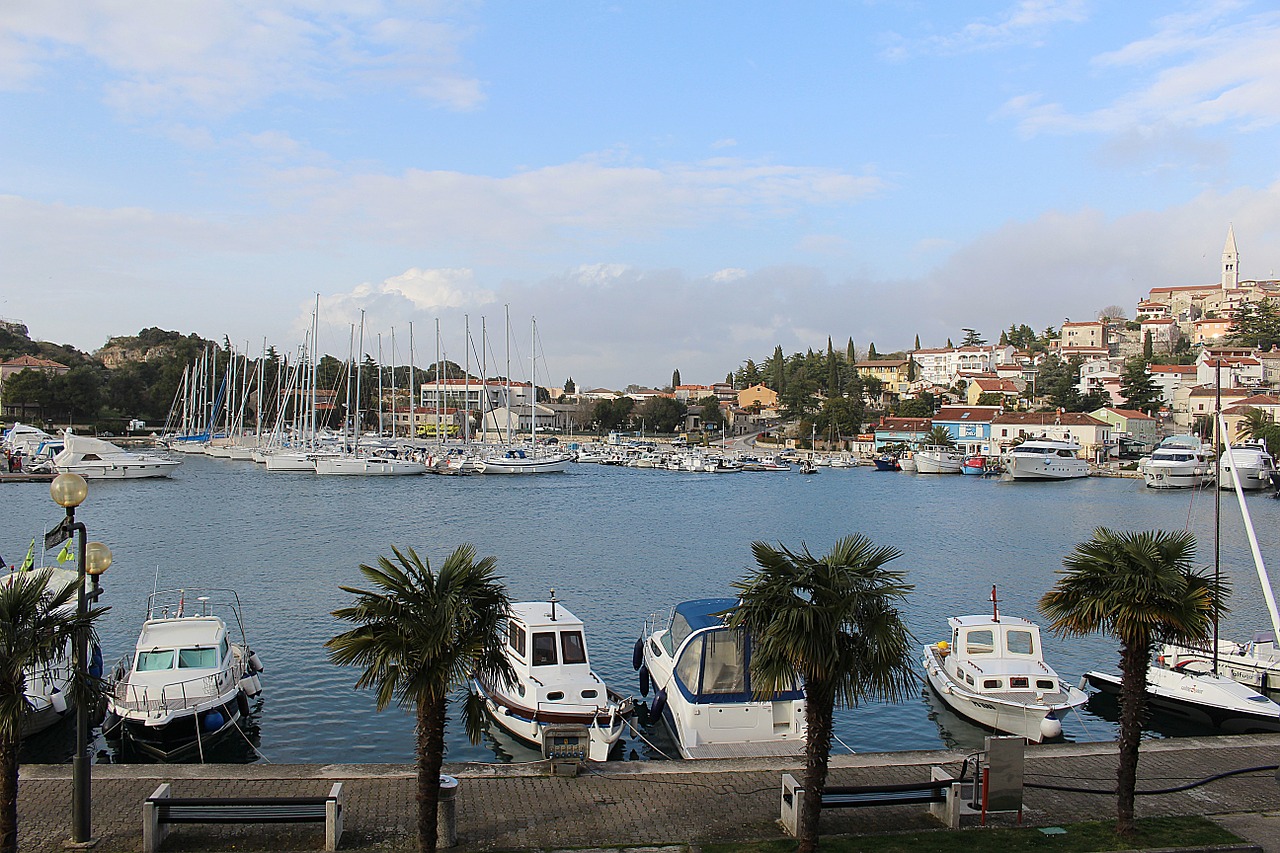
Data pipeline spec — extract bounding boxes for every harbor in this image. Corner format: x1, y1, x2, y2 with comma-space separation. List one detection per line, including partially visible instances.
14, 734, 1280, 851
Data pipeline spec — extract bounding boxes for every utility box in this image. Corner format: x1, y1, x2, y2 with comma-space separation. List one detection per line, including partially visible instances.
543, 724, 590, 776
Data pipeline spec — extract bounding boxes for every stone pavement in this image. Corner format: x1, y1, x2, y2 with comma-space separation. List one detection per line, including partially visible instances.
15, 734, 1280, 852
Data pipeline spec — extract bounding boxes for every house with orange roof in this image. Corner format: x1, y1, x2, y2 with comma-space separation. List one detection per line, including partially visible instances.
931, 406, 1002, 455
1221, 394, 1280, 440
0, 354, 70, 417
1139, 316, 1180, 353
966, 377, 1021, 407
871, 417, 931, 450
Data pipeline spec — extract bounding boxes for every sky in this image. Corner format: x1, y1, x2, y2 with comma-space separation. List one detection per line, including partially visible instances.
3, 1, 1280, 390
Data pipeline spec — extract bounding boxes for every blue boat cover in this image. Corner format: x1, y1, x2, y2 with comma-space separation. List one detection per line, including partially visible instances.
674, 598, 737, 631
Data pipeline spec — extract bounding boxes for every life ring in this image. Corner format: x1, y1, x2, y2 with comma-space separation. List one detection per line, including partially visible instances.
632, 638, 644, 671
638, 665, 650, 697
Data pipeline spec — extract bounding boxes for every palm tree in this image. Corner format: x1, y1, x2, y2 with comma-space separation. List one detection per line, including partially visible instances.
924, 425, 954, 447
726, 536, 916, 853
1038, 528, 1223, 836
0, 569, 102, 853
1234, 407, 1280, 457
326, 545, 514, 853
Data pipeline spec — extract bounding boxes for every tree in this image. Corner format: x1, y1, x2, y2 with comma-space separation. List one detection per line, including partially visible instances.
867, 342, 877, 360
727, 537, 915, 853
1039, 529, 1222, 836
961, 328, 985, 346
638, 395, 687, 434
1142, 331, 1154, 362
814, 396, 863, 440
1098, 305, 1128, 322
894, 397, 933, 418
925, 425, 953, 447
1229, 299, 1280, 350
671, 369, 681, 389
327, 546, 514, 853
592, 396, 633, 432
946, 338, 954, 348
1234, 407, 1280, 457
0, 370, 50, 422
913, 334, 921, 350
1119, 359, 1162, 415
697, 395, 724, 430
563, 377, 576, 395
0, 569, 104, 853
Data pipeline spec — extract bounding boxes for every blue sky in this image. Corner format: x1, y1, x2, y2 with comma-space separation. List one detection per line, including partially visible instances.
3, 1, 1279, 389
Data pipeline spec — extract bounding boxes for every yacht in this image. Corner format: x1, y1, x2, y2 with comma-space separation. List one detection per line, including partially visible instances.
472, 595, 632, 761
922, 594, 1087, 743
1139, 435, 1211, 489
1003, 438, 1089, 480
53, 432, 182, 479
313, 453, 427, 476
479, 448, 572, 474
1217, 440, 1276, 491
914, 445, 964, 474
105, 589, 264, 761
1082, 663, 1280, 733
635, 598, 806, 759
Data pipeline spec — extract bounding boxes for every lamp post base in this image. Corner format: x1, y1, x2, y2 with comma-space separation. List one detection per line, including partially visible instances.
62, 838, 99, 849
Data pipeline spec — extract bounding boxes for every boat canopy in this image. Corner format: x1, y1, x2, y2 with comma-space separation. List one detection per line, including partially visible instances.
666, 597, 802, 704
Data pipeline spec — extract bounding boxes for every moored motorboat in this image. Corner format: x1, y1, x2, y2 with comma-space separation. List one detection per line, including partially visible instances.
921, 589, 1086, 743
105, 588, 264, 761
313, 453, 427, 476
635, 598, 806, 759
53, 432, 182, 480
472, 594, 632, 761
1081, 663, 1280, 733
915, 445, 964, 474
1140, 435, 1212, 489
1217, 440, 1276, 491
872, 454, 900, 472
1003, 438, 1089, 480
961, 454, 988, 475
479, 448, 572, 474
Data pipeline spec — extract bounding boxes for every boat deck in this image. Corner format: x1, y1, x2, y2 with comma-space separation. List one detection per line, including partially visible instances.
683, 739, 806, 759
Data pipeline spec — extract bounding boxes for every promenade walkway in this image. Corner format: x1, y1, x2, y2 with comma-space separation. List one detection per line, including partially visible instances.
16, 734, 1280, 852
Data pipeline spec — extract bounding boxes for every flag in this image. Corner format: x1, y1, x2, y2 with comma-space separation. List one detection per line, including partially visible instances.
56, 539, 75, 564
18, 538, 35, 571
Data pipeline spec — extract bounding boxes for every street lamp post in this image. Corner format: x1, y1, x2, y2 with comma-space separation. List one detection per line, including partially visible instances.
49, 472, 111, 848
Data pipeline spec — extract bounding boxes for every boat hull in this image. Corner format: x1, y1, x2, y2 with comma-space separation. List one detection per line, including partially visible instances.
1083, 668, 1280, 733
914, 451, 963, 474
472, 679, 628, 762
313, 456, 426, 475
479, 455, 571, 474
1004, 457, 1089, 480
110, 694, 247, 761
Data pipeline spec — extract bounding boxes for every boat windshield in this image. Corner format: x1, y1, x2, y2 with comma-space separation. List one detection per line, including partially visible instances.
560, 631, 587, 664
1006, 629, 1034, 655
1153, 452, 1194, 462
532, 632, 557, 665
137, 650, 175, 671
178, 647, 219, 668
1015, 446, 1051, 455
965, 629, 995, 655
665, 612, 696, 656
675, 629, 746, 695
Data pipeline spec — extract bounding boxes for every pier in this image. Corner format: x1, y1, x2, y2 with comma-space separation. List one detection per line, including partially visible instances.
16, 734, 1280, 851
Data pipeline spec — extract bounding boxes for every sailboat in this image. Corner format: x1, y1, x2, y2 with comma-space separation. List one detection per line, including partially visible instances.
479, 314, 571, 474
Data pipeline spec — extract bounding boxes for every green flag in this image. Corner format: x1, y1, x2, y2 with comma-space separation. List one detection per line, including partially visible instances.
18, 538, 35, 571
56, 539, 75, 564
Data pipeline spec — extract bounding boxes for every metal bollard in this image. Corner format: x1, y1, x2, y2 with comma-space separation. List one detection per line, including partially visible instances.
438, 774, 459, 848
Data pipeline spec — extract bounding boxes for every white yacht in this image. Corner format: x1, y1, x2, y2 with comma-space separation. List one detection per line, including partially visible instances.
1217, 440, 1276, 491
313, 454, 426, 476
1003, 439, 1089, 480
914, 445, 964, 474
922, 599, 1087, 743
1083, 663, 1280, 733
472, 595, 632, 761
479, 448, 572, 474
105, 589, 264, 761
1140, 435, 1211, 489
635, 598, 806, 759
0, 567, 87, 737
53, 432, 182, 479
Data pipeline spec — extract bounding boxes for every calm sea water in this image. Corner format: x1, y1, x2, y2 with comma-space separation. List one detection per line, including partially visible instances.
5, 453, 1278, 765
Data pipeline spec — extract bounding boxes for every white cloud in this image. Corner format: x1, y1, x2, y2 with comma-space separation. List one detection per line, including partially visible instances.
1003, 6, 1280, 135
881, 0, 1088, 60
711, 268, 747, 283
0, 0, 482, 115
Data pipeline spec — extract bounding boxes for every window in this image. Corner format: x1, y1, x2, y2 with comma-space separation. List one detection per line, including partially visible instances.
219, 638, 230, 661
561, 631, 587, 664
1006, 630, 1034, 655
508, 623, 527, 658
1010, 677, 1029, 689
581, 689, 598, 699
983, 679, 1002, 689
532, 632, 557, 665
966, 629, 995, 654
547, 691, 564, 701
178, 647, 218, 668
137, 650, 174, 671
1036, 679, 1056, 690
700, 630, 746, 694
675, 638, 703, 690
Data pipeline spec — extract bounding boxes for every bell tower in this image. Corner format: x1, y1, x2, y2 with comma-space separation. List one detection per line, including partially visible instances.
1222, 225, 1239, 290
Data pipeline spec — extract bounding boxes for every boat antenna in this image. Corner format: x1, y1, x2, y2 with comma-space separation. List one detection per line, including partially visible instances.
549, 588, 558, 621
991, 585, 999, 623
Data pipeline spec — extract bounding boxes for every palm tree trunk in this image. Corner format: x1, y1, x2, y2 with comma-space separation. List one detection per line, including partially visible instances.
0, 734, 18, 853
415, 695, 448, 852
798, 680, 835, 853
1115, 638, 1149, 836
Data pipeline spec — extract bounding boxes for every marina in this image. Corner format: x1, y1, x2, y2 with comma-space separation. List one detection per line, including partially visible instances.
4, 450, 1280, 765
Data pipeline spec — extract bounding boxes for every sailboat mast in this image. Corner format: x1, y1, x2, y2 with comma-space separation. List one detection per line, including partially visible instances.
1214, 361, 1221, 674
505, 305, 512, 445
409, 322, 417, 441
464, 314, 471, 445
436, 318, 443, 446
530, 315, 537, 447
354, 311, 364, 452
377, 333, 384, 438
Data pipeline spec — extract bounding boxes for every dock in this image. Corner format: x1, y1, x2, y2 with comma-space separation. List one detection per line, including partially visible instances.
16, 733, 1280, 851
0, 471, 56, 484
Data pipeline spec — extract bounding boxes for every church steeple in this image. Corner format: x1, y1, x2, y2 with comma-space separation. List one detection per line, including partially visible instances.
1222, 224, 1239, 290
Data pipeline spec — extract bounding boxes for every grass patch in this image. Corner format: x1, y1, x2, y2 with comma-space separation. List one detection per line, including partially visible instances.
700, 815, 1238, 853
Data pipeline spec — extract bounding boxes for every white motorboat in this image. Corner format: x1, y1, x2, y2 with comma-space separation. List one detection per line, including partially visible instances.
922, 593, 1087, 743
635, 598, 806, 759
898, 451, 918, 473
1003, 439, 1089, 480
738, 455, 791, 472
53, 432, 182, 479
2, 422, 54, 458
1082, 664, 1280, 733
914, 445, 964, 474
1140, 435, 1212, 489
479, 448, 572, 474
313, 454, 427, 476
472, 594, 632, 761
105, 588, 264, 761
1217, 440, 1276, 491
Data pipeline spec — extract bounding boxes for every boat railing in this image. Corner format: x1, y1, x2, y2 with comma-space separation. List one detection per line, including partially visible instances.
109, 664, 241, 715
144, 588, 250, 647
642, 606, 675, 644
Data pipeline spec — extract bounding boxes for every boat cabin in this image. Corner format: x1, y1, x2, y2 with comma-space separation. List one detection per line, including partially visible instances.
943, 614, 1060, 695
503, 601, 605, 708
130, 616, 232, 687
660, 598, 801, 704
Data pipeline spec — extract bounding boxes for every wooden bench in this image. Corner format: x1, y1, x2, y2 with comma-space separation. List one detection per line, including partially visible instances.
781, 771, 962, 835
142, 782, 344, 853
